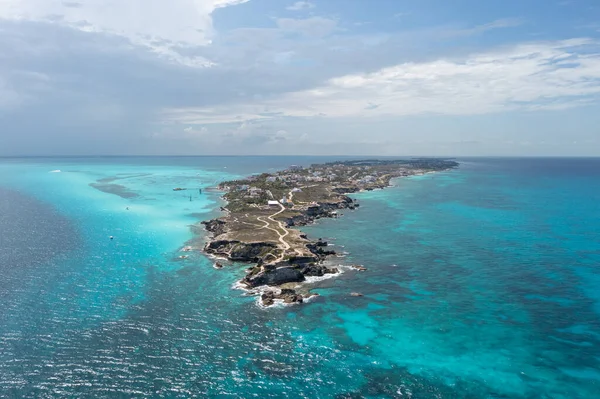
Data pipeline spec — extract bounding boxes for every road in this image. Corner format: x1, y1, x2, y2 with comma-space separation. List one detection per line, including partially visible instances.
255, 190, 307, 264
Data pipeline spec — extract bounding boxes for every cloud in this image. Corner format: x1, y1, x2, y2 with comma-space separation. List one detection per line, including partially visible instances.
165, 39, 600, 123
286, 1, 315, 11
0, 77, 23, 110
470, 17, 524, 32
270, 129, 290, 142
1, 0, 598, 157
0, 0, 249, 65
183, 126, 209, 136
444, 18, 524, 38
276, 16, 337, 38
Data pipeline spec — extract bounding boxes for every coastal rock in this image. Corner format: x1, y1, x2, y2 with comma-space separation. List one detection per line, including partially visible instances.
201, 219, 227, 236
306, 243, 336, 257
351, 265, 368, 271
285, 198, 357, 227
261, 289, 304, 306
285, 214, 311, 227
243, 266, 305, 288
301, 264, 339, 277
261, 292, 275, 307
279, 289, 304, 304
287, 255, 319, 265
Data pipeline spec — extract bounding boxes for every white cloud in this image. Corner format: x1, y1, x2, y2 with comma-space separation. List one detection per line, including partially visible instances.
286, 1, 315, 11
276, 16, 337, 38
164, 38, 600, 123
183, 126, 209, 135
458, 18, 524, 36
0, 0, 249, 65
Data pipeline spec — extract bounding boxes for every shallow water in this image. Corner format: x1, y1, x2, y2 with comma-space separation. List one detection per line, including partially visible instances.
0, 157, 598, 398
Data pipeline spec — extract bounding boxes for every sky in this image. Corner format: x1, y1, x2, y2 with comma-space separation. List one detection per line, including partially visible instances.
0, 0, 599, 156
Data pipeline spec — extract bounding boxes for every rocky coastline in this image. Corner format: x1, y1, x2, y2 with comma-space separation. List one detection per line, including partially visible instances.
199, 159, 459, 306
202, 197, 350, 304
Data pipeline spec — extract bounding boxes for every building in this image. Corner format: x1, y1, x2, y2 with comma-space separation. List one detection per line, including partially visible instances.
364, 175, 376, 182
267, 200, 280, 206
248, 187, 263, 197
266, 176, 277, 183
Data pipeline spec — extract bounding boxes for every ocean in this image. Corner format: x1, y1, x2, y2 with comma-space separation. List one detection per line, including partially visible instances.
0, 157, 598, 398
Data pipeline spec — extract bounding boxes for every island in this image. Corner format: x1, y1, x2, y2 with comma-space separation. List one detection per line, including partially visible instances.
201, 159, 459, 306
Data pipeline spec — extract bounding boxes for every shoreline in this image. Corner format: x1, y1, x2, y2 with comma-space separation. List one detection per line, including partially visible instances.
198, 159, 459, 306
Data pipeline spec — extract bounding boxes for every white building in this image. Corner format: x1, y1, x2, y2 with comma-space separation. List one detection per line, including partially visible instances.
267, 200, 280, 206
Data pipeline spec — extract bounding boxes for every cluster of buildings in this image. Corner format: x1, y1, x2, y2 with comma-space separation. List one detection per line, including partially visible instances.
226, 163, 414, 209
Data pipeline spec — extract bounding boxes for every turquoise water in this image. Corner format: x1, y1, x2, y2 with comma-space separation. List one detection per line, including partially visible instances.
0, 157, 599, 398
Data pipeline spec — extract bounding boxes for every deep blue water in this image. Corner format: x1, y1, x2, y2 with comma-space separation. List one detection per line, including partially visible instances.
0, 157, 599, 398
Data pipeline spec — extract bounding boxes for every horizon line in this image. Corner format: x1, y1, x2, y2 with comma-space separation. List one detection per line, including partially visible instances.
1, 155, 600, 159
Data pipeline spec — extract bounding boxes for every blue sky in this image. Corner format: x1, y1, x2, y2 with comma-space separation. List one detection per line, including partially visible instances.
0, 0, 599, 156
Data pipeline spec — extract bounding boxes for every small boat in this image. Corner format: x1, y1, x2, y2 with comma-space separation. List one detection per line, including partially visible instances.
173, 187, 186, 191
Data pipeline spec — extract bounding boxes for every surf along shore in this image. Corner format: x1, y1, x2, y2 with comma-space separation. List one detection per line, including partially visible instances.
200, 159, 458, 307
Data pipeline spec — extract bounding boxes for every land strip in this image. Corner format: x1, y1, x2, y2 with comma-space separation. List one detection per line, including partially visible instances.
201, 158, 459, 306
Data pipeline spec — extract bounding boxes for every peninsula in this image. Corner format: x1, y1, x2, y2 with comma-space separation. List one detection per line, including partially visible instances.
201, 159, 458, 306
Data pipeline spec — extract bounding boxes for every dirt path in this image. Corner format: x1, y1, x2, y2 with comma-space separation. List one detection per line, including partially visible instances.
255, 194, 305, 263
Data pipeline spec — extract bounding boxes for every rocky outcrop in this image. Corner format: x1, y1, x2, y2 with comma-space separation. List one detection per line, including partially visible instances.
242, 266, 305, 288
301, 263, 339, 277
261, 288, 304, 306
306, 243, 336, 258
201, 219, 227, 236
285, 197, 358, 227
